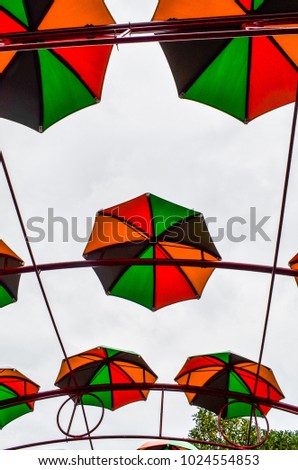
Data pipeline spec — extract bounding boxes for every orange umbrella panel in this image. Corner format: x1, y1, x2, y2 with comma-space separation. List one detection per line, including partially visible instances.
175, 352, 284, 419
0, 240, 24, 308
83, 193, 221, 310
289, 253, 298, 285
0, 1, 115, 132
55, 346, 158, 411
0, 369, 40, 429
152, 1, 298, 123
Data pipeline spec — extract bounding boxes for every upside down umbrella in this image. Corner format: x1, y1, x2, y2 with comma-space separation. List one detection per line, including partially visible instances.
83, 193, 221, 311
0, 368, 40, 429
138, 439, 197, 450
289, 253, 298, 285
0, 0, 115, 132
152, 1, 298, 122
55, 346, 158, 411
0, 240, 24, 308
175, 352, 284, 419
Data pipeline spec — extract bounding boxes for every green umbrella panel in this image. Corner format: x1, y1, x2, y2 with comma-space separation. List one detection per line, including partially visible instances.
83, 193, 221, 310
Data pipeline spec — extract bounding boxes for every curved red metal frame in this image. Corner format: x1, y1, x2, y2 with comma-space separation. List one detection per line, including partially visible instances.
0, 259, 297, 278
1, 382, 298, 450
1, 382, 297, 415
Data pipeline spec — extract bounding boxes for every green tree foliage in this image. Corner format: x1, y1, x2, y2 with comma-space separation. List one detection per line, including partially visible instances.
189, 408, 298, 450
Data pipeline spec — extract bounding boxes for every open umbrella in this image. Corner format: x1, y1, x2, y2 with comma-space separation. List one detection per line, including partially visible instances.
152, 1, 298, 122
175, 351, 284, 418
0, 0, 115, 132
55, 346, 158, 411
83, 193, 221, 311
0, 240, 24, 308
138, 439, 197, 450
0, 368, 40, 429
289, 252, 298, 285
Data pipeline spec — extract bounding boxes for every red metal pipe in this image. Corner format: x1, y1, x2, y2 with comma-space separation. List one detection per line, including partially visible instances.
0, 13, 297, 52
1, 383, 297, 416
7, 434, 236, 451
1, 27, 297, 52
0, 259, 297, 278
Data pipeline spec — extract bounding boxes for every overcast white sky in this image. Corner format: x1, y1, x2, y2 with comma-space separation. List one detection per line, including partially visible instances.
0, 1, 298, 450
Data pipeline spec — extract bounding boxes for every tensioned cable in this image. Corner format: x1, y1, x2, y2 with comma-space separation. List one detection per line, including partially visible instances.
256, 84, 298, 371
0, 152, 94, 449
248, 83, 298, 442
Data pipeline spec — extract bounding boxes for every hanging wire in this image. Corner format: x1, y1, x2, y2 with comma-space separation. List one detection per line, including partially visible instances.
0, 151, 94, 449
247, 82, 298, 444
257, 83, 298, 368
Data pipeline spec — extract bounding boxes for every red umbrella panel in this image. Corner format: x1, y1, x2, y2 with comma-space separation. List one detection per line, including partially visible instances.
55, 346, 158, 411
0, 0, 115, 132
152, 1, 298, 122
0, 239, 24, 308
0, 368, 40, 429
83, 193, 221, 311
175, 352, 284, 419
289, 253, 298, 285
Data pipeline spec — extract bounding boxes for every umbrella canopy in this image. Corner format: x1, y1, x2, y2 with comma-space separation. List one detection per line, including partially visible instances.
175, 351, 284, 419
0, 0, 115, 132
0, 368, 40, 429
0, 240, 24, 308
138, 439, 197, 450
289, 253, 298, 285
55, 346, 158, 411
83, 193, 221, 311
152, 1, 298, 122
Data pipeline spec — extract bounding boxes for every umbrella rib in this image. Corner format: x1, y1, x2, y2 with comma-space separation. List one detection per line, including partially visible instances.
253, 83, 298, 405
228, 369, 252, 395
104, 244, 150, 294
0, 152, 98, 447
179, 40, 233, 97
99, 212, 151, 238
0, 276, 19, 300
85, 357, 148, 409
234, 1, 249, 15
244, 35, 253, 122
0, 381, 31, 398
32, 50, 44, 132
0, 51, 19, 81
157, 243, 200, 297
152, 245, 157, 311
269, 36, 298, 72
246, 82, 298, 434
48, 48, 97, 99
146, 195, 157, 310
110, 360, 152, 402
237, 365, 284, 398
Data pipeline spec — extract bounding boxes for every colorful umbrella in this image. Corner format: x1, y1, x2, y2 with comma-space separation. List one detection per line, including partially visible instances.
138, 439, 197, 450
289, 252, 298, 285
55, 346, 158, 411
0, 368, 40, 429
83, 193, 221, 311
152, 1, 298, 122
175, 351, 284, 419
0, 0, 115, 132
0, 240, 24, 308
